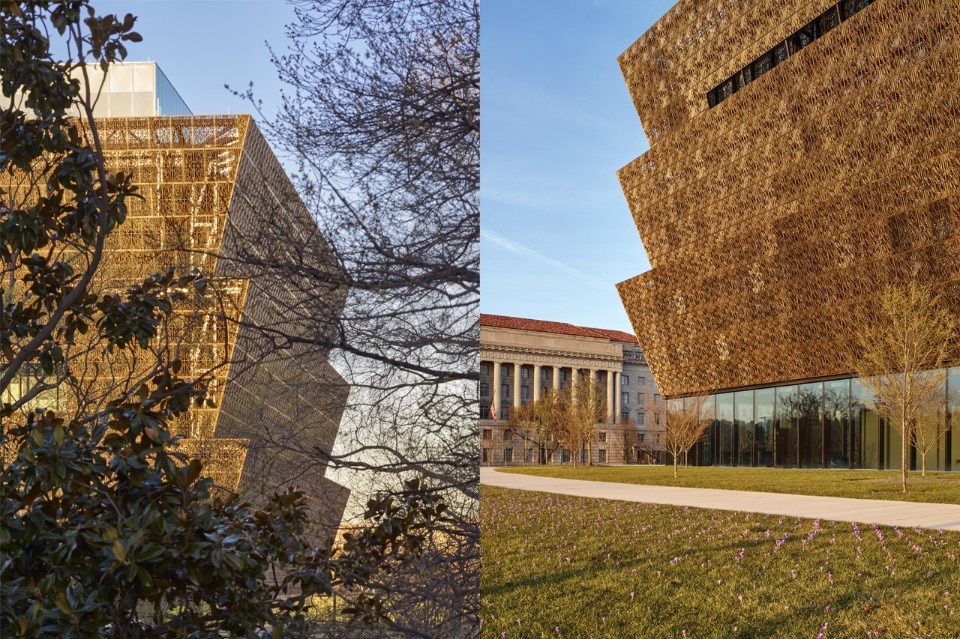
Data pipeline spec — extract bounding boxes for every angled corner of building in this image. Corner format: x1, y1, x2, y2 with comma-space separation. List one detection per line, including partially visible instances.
85, 63, 350, 534
617, 0, 960, 469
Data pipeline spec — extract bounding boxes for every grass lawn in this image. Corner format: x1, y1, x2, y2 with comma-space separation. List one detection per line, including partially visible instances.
497, 465, 960, 504
481, 486, 960, 638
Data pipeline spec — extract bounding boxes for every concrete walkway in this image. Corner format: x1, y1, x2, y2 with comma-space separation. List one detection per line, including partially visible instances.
480, 467, 960, 531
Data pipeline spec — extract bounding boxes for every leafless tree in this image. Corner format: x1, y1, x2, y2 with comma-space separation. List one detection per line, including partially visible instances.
852, 279, 955, 492
225, 0, 478, 634
911, 387, 947, 477
558, 377, 605, 467
655, 395, 713, 477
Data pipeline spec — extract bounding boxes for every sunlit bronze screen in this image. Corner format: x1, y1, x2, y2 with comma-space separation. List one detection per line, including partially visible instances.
92, 116, 349, 532
617, 0, 960, 397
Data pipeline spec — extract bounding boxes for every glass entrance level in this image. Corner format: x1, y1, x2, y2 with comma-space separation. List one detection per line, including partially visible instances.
684, 370, 957, 471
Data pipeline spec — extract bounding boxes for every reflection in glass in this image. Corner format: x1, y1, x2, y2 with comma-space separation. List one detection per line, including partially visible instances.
755, 388, 775, 467
776, 385, 798, 467
735, 390, 755, 467
717, 393, 734, 466
798, 382, 822, 468
852, 378, 880, 469
824, 379, 851, 468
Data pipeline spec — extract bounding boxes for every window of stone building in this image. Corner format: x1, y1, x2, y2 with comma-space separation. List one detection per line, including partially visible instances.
526, 448, 534, 462
637, 411, 645, 426
504, 448, 513, 463
480, 382, 489, 398
638, 391, 643, 404
638, 376, 645, 388
482, 429, 492, 440
598, 449, 606, 463
480, 363, 491, 377
640, 433, 646, 443
621, 375, 629, 386
520, 367, 529, 379
622, 391, 630, 406
599, 432, 607, 443
482, 449, 489, 463
521, 386, 530, 401
621, 410, 630, 422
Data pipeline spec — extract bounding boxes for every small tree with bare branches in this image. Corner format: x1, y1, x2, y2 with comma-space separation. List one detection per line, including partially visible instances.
655, 395, 713, 477
911, 381, 948, 477
563, 377, 606, 467
852, 279, 955, 492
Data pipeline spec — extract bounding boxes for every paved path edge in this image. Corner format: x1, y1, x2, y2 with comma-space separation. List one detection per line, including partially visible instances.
480, 467, 960, 531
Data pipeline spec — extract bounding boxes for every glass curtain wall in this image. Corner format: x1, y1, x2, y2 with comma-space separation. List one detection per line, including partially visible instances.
949, 368, 960, 472
824, 379, 852, 468
798, 382, 823, 468
717, 393, 734, 466
697, 395, 716, 466
672, 369, 956, 470
851, 378, 881, 469
755, 387, 775, 467
775, 385, 798, 467
735, 390, 755, 466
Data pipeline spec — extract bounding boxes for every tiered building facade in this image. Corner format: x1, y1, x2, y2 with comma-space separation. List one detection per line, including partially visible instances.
5, 63, 350, 535
617, 0, 960, 470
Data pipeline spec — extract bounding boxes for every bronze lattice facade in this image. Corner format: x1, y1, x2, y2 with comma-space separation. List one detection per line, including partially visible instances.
617, 0, 960, 398
93, 115, 349, 533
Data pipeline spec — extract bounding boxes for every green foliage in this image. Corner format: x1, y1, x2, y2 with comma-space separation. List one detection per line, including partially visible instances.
1, 2, 447, 636
482, 486, 960, 638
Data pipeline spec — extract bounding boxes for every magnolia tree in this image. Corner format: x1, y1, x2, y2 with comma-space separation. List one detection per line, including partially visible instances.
0, 3, 445, 637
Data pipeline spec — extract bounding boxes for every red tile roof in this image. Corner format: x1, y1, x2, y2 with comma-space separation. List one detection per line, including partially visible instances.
480, 314, 637, 344
581, 326, 639, 344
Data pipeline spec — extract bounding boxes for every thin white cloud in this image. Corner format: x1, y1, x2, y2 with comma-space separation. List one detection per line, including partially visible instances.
480, 227, 612, 292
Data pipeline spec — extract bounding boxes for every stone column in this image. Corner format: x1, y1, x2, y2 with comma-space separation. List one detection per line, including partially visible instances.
614, 372, 621, 423
607, 370, 615, 424
552, 366, 560, 392
513, 363, 522, 412
589, 368, 598, 421
533, 364, 542, 403
492, 361, 501, 421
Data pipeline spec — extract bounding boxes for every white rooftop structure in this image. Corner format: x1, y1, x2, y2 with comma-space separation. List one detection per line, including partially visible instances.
74, 61, 191, 117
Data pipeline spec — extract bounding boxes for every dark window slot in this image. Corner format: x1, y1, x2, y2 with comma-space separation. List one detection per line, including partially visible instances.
707, 0, 874, 108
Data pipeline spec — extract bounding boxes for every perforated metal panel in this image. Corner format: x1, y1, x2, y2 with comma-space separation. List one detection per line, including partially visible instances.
91, 116, 348, 524
617, 0, 960, 397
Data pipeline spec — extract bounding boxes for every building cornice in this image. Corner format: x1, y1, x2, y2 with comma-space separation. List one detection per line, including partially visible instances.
481, 344, 623, 371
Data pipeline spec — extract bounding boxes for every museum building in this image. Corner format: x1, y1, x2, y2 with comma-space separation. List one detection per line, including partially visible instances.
616, 0, 960, 470
3, 63, 350, 535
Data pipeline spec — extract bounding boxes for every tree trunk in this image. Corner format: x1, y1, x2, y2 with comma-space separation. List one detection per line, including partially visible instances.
901, 422, 908, 493
673, 451, 679, 478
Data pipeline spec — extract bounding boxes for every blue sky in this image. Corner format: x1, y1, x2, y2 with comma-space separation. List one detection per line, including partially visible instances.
98, 0, 294, 118
481, 0, 674, 333
96, 0, 677, 337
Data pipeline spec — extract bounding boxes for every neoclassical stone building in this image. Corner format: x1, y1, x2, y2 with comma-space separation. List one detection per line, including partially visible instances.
480, 314, 663, 466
